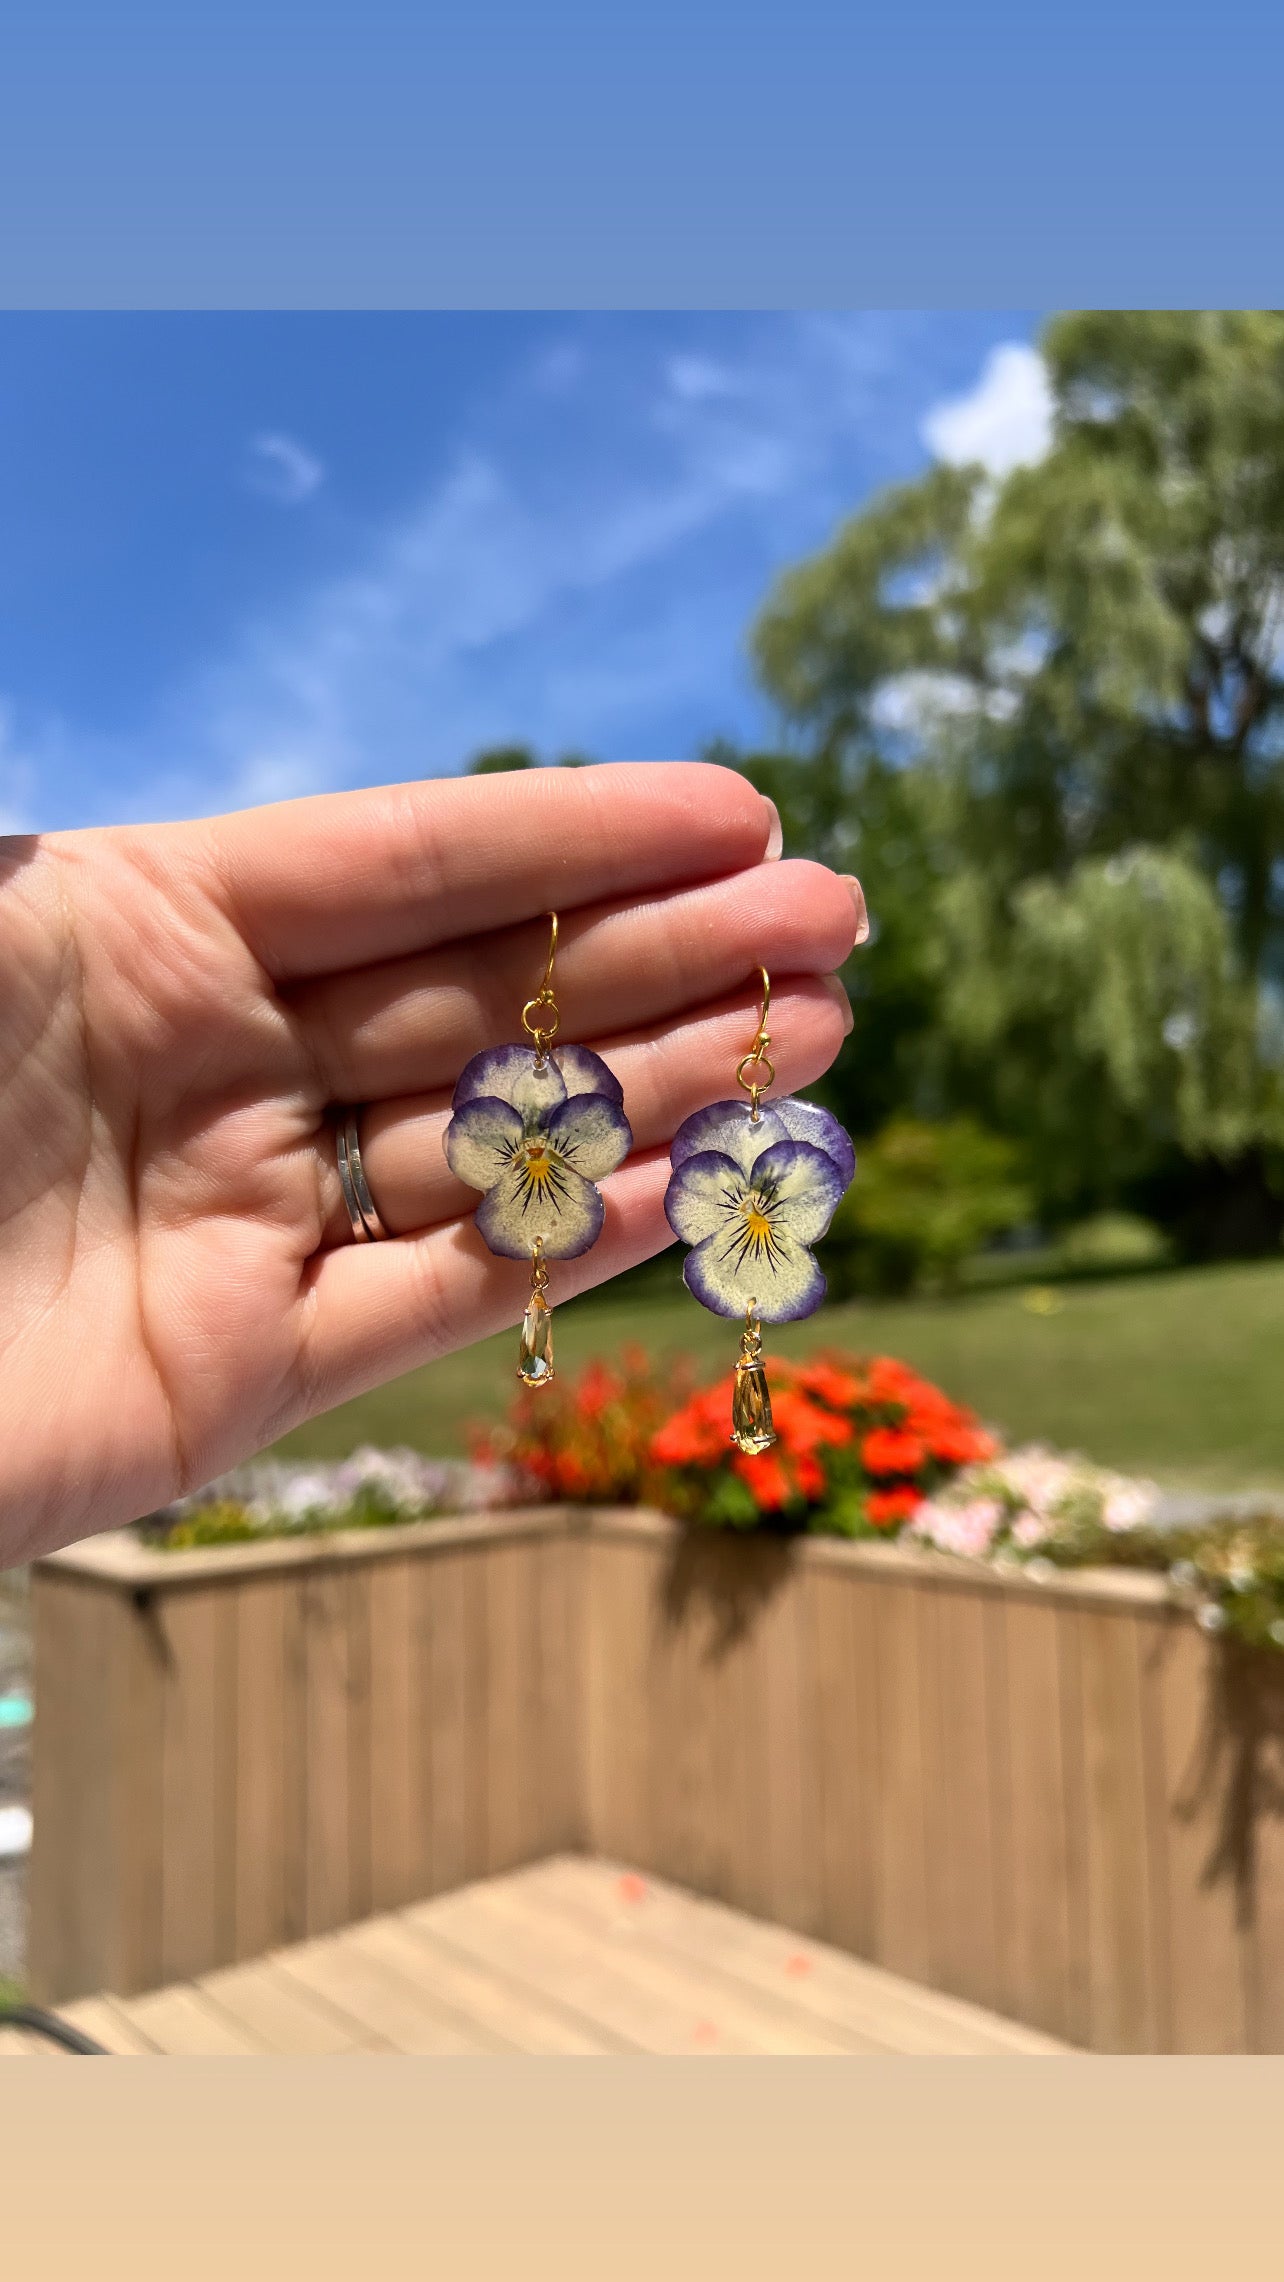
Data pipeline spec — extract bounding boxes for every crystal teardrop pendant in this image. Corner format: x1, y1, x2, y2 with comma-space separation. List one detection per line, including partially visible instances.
731, 1307, 775, 1453
518, 1240, 555, 1387
518, 1293, 554, 1386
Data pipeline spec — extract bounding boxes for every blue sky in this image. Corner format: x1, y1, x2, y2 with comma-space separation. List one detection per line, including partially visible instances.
0, 313, 1049, 833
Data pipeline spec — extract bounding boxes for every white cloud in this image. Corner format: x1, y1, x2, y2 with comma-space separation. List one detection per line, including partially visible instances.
666, 353, 736, 403
21, 314, 951, 828
244, 431, 326, 505
922, 343, 1053, 477
529, 341, 585, 393
104, 319, 912, 819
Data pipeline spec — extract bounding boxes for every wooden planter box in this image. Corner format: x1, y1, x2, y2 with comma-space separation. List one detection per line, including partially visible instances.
29, 1506, 1284, 2051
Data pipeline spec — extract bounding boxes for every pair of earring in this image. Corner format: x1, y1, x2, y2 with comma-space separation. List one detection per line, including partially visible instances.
442, 912, 854, 1454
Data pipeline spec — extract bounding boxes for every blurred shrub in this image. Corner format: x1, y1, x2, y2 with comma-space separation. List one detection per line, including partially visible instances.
1054, 1210, 1172, 1277
827, 1117, 1031, 1296
652, 1350, 997, 1535
474, 1348, 692, 1505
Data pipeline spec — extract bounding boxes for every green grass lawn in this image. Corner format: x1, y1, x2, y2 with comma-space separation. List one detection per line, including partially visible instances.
269, 1254, 1284, 1494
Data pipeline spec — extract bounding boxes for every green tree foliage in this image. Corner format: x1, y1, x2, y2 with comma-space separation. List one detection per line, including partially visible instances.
746, 313, 1284, 1247
468, 746, 593, 774
468, 745, 538, 774
939, 845, 1277, 1208
826, 1117, 1031, 1295
705, 738, 948, 1138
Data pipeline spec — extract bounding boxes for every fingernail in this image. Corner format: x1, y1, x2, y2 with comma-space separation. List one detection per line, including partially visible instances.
822, 973, 855, 1037
762, 798, 783, 861
842, 874, 869, 945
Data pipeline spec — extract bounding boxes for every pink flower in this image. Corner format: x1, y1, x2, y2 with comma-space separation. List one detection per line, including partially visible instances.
912, 1497, 1004, 1559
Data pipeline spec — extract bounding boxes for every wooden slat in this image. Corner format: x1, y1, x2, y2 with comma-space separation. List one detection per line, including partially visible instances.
1155, 1623, 1251, 2052
233, 1575, 292, 1963
200, 1955, 375, 2054
482, 1538, 540, 1875
416, 1876, 841, 2055
344, 1567, 374, 1928
367, 1557, 421, 1914
756, 1553, 821, 1937
421, 1549, 470, 1896
1054, 1599, 1094, 2047
526, 1855, 1070, 2055
0, 2026, 63, 2057
870, 1577, 931, 1985
26, 1588, 130, 1999
158, 1586, 237, 1985
647, 1536, 718, 1900
301, 1571, 355, 1938
583, 1536, 653, 1874
1243, 1663, 1284, 2047
361, 1912, 612, 2054
272, 1929, 484, 2053
480, 1877, 852, 2056
996, 1595, 1079, 2043
536, 1523, 584, 1853
1077, 1608, 1162, 2050
110, 1590, 169, 1996
58, 1994, 162, 2054
918, 1580, 1000, 2010
705, 1543, 768, 1916
119, 1983, 268, 2055
809, 1563, 879, 1959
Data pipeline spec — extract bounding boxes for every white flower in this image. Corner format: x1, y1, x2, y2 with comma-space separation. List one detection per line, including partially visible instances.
1102, 1479, 1160, 1532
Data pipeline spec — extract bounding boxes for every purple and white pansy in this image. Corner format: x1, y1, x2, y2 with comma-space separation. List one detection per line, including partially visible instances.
663, 1096, 855, 1323
444, 1043, 632, 1261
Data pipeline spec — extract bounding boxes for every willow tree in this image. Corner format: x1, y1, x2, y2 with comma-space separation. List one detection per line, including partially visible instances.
751, 312, 1284, 1240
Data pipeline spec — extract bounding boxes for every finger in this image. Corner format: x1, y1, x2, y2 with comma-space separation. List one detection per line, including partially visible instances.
205, 761, 780, 980
297, 1150, 678, 1418
316, 972, 852, 1246
293, 859, 861, 1100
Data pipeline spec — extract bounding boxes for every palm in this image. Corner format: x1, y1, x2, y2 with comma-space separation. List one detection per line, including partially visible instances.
0, 765, 860, 1562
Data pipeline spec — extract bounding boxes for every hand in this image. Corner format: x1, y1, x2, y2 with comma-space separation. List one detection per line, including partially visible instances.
0, 763, 865, 1561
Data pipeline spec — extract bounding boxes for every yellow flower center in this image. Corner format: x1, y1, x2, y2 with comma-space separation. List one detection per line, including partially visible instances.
521, 1139, 557, 1191
742, 1201, 774, 1246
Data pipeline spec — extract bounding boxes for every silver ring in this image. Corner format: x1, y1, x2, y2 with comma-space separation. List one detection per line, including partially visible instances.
336, 1108, 387, 1242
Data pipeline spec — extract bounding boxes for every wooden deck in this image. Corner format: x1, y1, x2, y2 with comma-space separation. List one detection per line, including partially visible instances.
1, 1856, 1070, 2056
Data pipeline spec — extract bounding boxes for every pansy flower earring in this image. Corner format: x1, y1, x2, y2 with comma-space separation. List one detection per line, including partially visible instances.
443, 913, 632, 1387
663, 969, 855, 1452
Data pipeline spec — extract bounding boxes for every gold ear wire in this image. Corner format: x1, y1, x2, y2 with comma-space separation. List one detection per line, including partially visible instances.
521, 911, 561, 1060
735, 965, 776, 1117
539, 910, 558, 995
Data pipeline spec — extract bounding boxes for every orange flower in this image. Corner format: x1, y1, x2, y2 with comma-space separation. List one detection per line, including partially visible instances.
732, 1449, 793, 1510
791, 1451, 827, 1500
770, 1389, 853, 1456
575, 1361, 618, 1420
795, 1359, 867, 1410
652, 1413, 714, 1465
555, 1452, 592, 1496
650, 1383, 730, 1466
867, 1485, 922, 1528
861, 1425, 928, 1477
925, 1419, 998, 1465
865, 1356, 923, 1407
